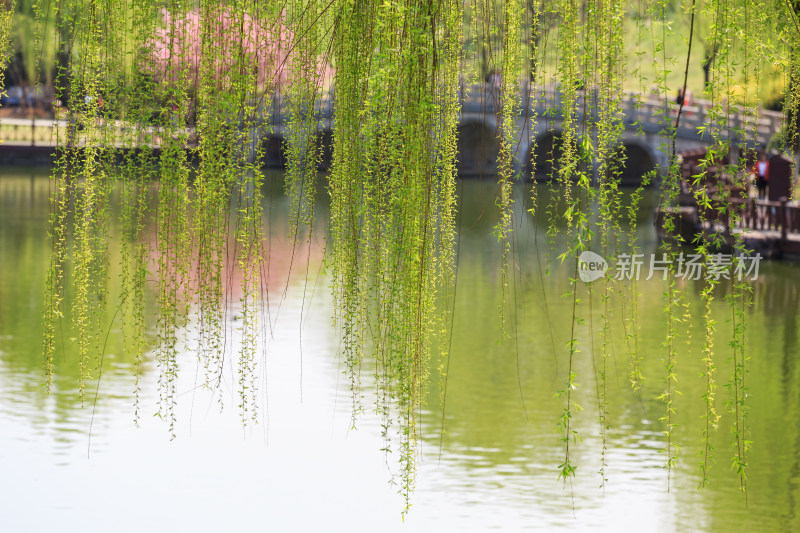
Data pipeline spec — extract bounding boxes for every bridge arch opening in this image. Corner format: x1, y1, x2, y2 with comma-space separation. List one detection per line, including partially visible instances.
261, 134, 287, 168
529, 131, 563, 181
528, 130, 590, 181
527, 135, 656, 186
316, 129, 333, 170
618, 142, 655, 187
456, 122, 499, 177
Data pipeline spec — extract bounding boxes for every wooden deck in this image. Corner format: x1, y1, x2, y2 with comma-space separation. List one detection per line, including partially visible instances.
658, 197, 800, 259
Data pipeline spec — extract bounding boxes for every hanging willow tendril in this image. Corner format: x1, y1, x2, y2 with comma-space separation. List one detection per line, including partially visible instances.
326, 0, 461, 510
0, 2, 12, 101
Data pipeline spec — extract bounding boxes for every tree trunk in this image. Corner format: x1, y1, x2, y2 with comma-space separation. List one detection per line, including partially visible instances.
702, 44, 717, 91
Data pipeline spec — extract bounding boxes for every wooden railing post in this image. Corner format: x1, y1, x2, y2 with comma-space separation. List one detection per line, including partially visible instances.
753, 199, 760, 230
781, 197, 789, 241
724, 203, 731, 237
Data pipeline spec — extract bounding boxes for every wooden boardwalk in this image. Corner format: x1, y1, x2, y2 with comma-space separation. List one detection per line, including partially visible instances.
659, 197, 800, 259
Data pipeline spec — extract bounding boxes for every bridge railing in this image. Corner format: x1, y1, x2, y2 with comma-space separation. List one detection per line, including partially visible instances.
1, 84, 785, 149
459, 83, 782, 147
0, 118, 59, 147
705, 196, 800, 240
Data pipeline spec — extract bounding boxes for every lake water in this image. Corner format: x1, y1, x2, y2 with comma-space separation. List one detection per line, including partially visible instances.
1, 167, 799, 532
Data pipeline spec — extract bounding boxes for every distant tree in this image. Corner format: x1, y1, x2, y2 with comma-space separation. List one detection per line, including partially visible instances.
148, 8, 333, 92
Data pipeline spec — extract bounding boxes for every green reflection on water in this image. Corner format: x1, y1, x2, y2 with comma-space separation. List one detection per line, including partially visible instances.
424, 182, 800, 531
0, 167, 318, 412
1, 169, 800, 531
1, 169, 149, 420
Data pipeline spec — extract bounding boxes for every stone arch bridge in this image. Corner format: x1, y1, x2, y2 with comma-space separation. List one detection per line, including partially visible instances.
0, 84, 783, 182
260, 83, 782, 186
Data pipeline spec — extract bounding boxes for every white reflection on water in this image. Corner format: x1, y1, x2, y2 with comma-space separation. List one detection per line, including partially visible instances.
0, 294, 409, 531
0, 285, 700, 533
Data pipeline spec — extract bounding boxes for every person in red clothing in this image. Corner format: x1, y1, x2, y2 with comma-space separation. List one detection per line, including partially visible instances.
752, 151, 769, 199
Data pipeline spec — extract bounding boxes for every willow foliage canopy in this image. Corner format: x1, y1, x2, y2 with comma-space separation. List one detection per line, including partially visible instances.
1, 0, 798, 510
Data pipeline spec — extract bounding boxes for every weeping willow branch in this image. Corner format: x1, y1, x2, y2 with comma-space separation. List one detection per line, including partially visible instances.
17, 0, 783, 512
